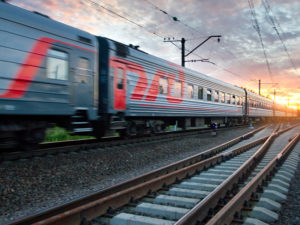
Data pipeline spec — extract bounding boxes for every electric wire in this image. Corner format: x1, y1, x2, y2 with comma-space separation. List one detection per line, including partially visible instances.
247, 0, 274, 82
83, 0, 262, 87
262, 0, 299, 74
85, 0, 164, 39
143, 0, 202, 38
142, 0, 252, 80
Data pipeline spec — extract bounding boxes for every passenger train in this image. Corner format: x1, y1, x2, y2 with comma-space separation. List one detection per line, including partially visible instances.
0, 2, 297, 147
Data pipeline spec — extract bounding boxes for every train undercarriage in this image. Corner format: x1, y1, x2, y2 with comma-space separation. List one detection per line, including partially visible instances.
0, 113, 294, 151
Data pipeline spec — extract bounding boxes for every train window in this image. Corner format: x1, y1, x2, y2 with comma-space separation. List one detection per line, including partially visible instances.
231, 95, 236, 104
214, 90, 219, 102
226, 93, 231, 104
198, 87, 203, 100
237, 96, 241, 105
187, 84, 194, 99
78, 58, 89, 75
159, 78, 168, 95
117, 69, 124, 89
47, 49, 68, 80
78, 36, 92, 44
207, 89, 212, 101
220, 92, 225, 103
174, 81, 182, 98
76, 57, 90, 83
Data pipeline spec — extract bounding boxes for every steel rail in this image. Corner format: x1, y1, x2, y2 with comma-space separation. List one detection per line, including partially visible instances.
9, 125, 268, 225
174, 123, 298, 225
32, 139, 267, 225
206, 133, 300, 225
174, 126, 279, 225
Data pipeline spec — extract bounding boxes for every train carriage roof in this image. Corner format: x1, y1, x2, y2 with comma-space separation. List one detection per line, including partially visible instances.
247, 90, 273, 103
0, 1, 97, 48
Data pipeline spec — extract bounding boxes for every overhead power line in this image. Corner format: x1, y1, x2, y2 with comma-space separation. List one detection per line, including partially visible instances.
83, 0, 208, 62
84, 0, 205, 56
143, 0, 204, 38
85, 0, 164, 39
164, 36, 221, 67
83, 0, 247, 83
247, 0, 273, 82
144, 0, 266, 83
262, 0, 299, 74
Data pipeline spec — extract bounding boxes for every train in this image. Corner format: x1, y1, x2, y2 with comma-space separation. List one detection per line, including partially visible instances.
0, 1, 297, 148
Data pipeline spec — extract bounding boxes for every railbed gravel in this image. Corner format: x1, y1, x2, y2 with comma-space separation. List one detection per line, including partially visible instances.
274, 142, 300, 225
0, 125, 278, 224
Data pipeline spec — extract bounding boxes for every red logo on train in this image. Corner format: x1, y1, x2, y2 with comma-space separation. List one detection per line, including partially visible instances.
110, 57, 185, 108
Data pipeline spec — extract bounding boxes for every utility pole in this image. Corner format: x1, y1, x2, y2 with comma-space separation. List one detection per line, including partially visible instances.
181, 38, 185, 67
164, 38, 186, 67
164, 35, 221, 67
258, 80, 278, 96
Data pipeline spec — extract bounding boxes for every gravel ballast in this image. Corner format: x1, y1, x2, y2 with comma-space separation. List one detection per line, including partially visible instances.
0, 125, 288, 224
274, 141, 300, 225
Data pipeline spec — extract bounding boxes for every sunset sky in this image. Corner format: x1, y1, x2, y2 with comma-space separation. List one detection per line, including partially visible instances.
10, 0, 300, 109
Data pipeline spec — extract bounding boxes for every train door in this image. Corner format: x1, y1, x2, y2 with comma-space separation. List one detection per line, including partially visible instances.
113, 63, 127, 111
246, 98, 250, 115
243, 89, 249, 117
73, 56, 93, 107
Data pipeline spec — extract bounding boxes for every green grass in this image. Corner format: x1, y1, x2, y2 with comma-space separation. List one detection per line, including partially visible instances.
44, 126, 94, 142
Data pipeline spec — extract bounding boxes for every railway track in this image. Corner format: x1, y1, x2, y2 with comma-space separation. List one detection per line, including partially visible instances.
6, 122, 298, 225
206, 133, 300, 225
0, 125, 256, 162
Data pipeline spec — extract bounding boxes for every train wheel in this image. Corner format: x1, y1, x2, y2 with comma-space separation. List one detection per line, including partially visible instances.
153, 124, 162, 133
93, 128, 105, 139
92, 122, 106, 139
120, 122, 137, 138
32, 128, 46, 143
136, 125, 145, 137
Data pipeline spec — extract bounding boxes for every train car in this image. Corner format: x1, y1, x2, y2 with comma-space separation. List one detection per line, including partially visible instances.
0, 1, 98, 146
0, 2, 295, 148
98, 37, 247, 135
274, 104, 287, 117
245, 90, 273, 118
